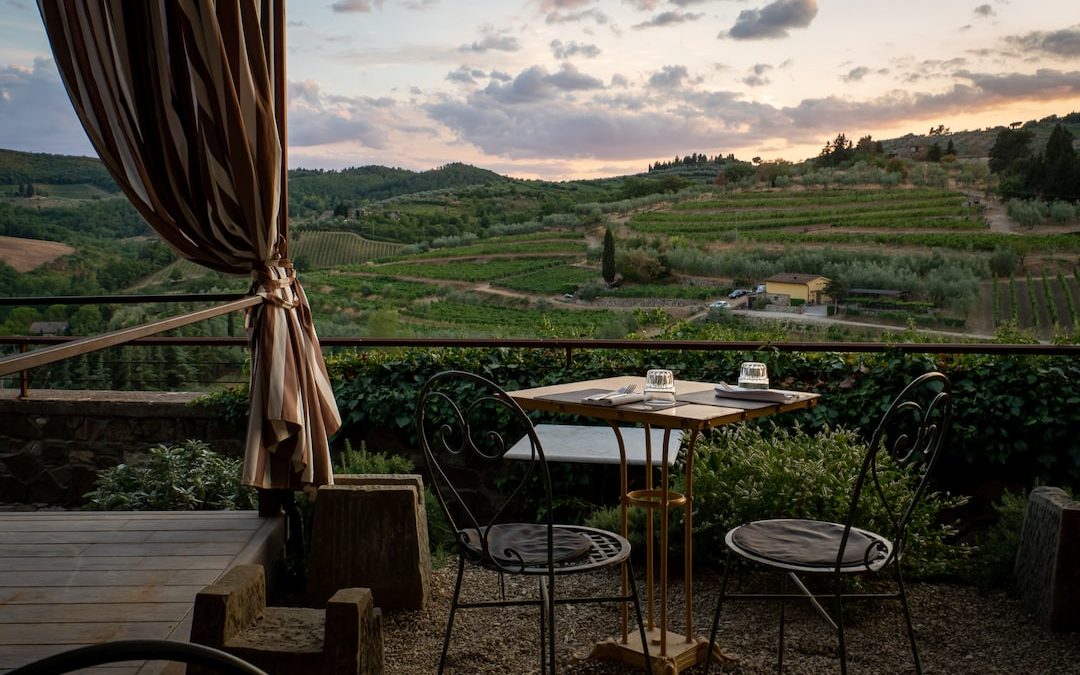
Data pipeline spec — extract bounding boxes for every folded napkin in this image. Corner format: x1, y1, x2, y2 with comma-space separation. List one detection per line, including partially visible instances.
714, 382, 799, 403
583, 391, 646, 406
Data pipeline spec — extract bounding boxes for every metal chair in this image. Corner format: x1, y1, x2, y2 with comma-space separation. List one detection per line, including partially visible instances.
416, 370, 650, 673
7, 639, 266, 675
705, 371, 952, 674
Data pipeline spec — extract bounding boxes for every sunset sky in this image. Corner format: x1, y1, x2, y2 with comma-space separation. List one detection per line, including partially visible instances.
2, 0, 1079, 180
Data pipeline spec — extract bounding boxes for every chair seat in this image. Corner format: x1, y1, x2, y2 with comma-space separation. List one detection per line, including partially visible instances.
461, 524, 631, 573
727, 518, 892, 572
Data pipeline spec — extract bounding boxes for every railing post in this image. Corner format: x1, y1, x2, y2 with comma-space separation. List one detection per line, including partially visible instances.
564, 346, 573, 369
19, 344, 29, 399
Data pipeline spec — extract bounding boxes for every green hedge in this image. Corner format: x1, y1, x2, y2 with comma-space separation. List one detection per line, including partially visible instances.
201, 346, 1080, 489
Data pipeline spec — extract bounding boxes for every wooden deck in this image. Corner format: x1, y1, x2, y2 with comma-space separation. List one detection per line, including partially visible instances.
0, 510, 284, 674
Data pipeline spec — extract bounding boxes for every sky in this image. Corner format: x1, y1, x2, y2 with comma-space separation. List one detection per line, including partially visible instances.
1, 1, 1080, 180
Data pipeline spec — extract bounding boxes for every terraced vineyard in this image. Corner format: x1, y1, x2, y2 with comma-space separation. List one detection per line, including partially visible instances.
994, 272, 1080, 339
494, 264, 598, 294
369, 257, 567, 282
403, 298, 617, 336
293, 231, 403, 267
629, 188, 982, 240
396, 233, 585, 261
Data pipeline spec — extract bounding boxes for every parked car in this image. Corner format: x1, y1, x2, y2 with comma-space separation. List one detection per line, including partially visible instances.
710, 300, 731, 309
753, 284, 766, 294
728, 289, 749, 299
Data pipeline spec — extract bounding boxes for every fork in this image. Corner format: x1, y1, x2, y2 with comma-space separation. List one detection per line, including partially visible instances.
586, 384, 636, 401
605, 383, 636, 399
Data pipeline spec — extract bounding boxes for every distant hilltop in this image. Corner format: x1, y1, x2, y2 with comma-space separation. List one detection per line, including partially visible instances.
1, 110, 1077, 188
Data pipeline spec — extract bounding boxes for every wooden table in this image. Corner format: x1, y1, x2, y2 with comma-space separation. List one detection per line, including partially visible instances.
509, 376, 819, 674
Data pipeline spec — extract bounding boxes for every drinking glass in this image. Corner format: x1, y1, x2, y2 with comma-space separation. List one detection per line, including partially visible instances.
643, 369, 677, 407
738, 361, 770, 389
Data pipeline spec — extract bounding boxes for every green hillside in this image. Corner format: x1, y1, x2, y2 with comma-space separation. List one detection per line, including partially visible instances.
0, 148, 118, 192
288, 162, 507, 216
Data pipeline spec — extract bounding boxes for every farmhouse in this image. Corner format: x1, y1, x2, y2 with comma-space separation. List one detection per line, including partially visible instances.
765, 273, 831, 304
28, 321, 68, 336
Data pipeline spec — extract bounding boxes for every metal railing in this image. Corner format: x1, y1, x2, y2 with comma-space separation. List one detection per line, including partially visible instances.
1, 294, 1078, 398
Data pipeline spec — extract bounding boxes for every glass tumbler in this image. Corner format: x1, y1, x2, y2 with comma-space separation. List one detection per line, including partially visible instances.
643, 369, 677, 407
738, 361, 769, 389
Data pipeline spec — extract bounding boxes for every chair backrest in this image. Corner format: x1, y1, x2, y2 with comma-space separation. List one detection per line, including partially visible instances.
841, 371, 952, 569
7, 639, 266, 675
415, 370, 554, 572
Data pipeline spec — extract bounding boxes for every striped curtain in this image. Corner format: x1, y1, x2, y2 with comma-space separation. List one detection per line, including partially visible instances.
38, 1, 340, 490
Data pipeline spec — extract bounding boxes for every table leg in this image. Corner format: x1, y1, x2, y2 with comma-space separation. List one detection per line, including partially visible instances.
684, 429, 699, 643
645, 424, 655, 632
611, 424, 630, 645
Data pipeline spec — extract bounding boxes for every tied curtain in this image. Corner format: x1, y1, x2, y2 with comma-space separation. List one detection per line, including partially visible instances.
38, 0, 340, 490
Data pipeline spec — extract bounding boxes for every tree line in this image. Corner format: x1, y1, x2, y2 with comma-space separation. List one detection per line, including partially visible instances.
989, 123, 1079, 202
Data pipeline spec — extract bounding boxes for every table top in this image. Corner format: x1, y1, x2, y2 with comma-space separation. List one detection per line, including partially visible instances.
509, 375, 819, 431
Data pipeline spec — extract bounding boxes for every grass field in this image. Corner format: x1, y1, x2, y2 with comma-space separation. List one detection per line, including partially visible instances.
0, 235, 75, 272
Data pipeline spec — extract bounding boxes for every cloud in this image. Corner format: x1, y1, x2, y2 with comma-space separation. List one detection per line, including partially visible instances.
633, 11, 704, 29
782, 69, 1080, 132
460, 30, 521, 53
743, 63, 773, 87
957, 68, 1080, 98
551, 39, 601, 59
544, 8, 610, 24
1005, 26, 1080, 58
623, 0, 659, 9
973, 4, 994, 18
0, 57, 96, 157
547, 63, 606, 90
330, 0, 383, 12
287, 79, 399, 149
446, 65, 488, 85
402, 0, 439, 8
478, 63, 604, 104
426, 81, 798, 162
536, 0, 594, 9
725, 0, 818, 40
648, 64, 693, 89
843, 66, 870, 82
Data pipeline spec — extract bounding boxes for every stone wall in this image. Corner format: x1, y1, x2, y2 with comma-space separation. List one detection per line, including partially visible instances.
0, 389, 245, 506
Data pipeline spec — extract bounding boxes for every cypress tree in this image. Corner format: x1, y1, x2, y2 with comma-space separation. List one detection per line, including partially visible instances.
601, 229, 616, 284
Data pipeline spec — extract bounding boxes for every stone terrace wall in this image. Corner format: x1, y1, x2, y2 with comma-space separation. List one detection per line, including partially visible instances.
0, 390, 244, 506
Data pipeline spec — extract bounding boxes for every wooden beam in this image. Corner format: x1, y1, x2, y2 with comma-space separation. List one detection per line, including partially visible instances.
0, 296, 262, 378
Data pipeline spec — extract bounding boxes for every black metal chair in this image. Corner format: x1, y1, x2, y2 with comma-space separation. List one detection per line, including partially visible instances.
705, 371, 952, 674
7, 639, 266, 675
416, 370, 650, 674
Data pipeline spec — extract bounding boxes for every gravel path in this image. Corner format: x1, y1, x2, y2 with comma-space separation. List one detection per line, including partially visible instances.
383, 565, 1080, 674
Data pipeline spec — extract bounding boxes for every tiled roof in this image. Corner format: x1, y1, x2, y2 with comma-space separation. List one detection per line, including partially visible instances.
764, 273, 828, 285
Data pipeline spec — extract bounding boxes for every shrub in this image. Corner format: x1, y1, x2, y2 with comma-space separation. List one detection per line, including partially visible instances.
682, 423, 964, 576
335, 440, 414, 474
82, 439, 256, 511
963, 490, 1028, 591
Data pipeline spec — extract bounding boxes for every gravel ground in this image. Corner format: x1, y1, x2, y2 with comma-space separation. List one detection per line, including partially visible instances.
383, 564, 1080, 674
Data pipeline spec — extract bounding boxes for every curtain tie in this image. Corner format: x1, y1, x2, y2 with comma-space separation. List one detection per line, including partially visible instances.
251, 260, 299, 309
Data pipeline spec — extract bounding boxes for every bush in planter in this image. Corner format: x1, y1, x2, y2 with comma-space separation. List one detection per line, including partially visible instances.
690, 423, 966, 576
586, 423, 966, 577
82, 439, 256, 511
